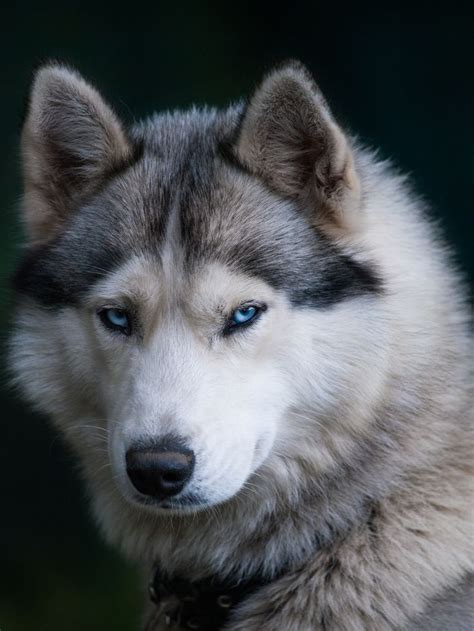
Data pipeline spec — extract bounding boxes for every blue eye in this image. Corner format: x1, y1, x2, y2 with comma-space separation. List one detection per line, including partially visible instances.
232, 306, 258, 325
225, 304, 265, 335
99, 308, 131, 335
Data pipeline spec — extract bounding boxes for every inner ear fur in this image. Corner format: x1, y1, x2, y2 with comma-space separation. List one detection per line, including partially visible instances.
234, 61, 361, 229
21, 63, 132, 244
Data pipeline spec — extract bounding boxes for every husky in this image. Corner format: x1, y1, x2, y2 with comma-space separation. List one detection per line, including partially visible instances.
10, 60, 473, 630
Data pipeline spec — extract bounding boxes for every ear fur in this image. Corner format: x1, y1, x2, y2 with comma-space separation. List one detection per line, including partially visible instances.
21, 63, 132, 244
235, 61, 360, 229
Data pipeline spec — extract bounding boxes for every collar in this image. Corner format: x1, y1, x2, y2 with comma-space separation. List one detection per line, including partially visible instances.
148, 566, 274, 630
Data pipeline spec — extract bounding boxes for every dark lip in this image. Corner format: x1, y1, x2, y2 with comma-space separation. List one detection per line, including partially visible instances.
132, 493, 209, 511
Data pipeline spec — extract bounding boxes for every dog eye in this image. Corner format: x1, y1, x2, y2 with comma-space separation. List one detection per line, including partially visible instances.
224, 304, 265, 335
98, 308, 132, 335
232, 306, 258, 325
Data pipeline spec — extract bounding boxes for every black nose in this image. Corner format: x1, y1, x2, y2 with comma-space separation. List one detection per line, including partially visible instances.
126, 437, 195, 499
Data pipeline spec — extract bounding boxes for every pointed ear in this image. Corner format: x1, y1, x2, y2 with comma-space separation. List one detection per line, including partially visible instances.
234, 62, 360, 229
21, 63, 132, 244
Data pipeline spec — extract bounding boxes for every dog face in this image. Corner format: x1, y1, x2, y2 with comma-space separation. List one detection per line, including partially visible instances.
11, 63, 389, 514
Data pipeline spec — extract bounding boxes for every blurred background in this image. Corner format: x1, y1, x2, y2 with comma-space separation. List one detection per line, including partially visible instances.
1, 2, 472, 630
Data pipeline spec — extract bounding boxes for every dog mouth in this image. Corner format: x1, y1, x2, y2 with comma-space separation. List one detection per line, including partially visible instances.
130, 491, 210, 513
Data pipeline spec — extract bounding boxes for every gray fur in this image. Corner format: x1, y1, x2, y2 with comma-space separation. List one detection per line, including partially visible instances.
10, 62, 473, 630
408, 574, 474, 630
15, 106, 379, 309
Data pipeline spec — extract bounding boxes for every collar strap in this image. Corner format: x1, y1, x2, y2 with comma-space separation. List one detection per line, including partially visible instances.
149, 567, 273, 630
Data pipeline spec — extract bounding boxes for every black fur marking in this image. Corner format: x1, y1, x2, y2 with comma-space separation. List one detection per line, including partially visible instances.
13, 134, 172, 308
13, 234, 125, 307
181, 142, 381, 308
227, 240, 382, 309
177, 113, 382, 308
14, 107, 382, 311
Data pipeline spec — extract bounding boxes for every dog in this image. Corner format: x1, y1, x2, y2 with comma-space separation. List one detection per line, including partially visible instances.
10, 60, 473, 630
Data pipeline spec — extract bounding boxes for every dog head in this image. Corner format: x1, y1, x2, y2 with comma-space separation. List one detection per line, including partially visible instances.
11, 62, 389, 515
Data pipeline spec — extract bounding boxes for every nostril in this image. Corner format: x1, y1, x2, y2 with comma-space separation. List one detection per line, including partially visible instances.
126, 437, 195, 500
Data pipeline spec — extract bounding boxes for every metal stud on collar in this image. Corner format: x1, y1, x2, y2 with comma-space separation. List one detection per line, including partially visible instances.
217, 594, 232, 608
149, 583, 158, 603
164, 610, 180, 627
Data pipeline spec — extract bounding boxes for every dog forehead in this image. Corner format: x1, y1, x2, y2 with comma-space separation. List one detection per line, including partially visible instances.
103, 106, 284, 251
92, 256, 274, 314
124, 113, 380, 307
104, 112, 315, 275
107, 153, 379, 313
14, 106, 381, 309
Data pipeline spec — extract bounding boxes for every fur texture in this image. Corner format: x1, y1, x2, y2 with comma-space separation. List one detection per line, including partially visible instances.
10, 61, 473, 630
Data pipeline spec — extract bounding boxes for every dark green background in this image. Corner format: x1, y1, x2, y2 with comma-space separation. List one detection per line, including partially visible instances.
1, 3, 472, 630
